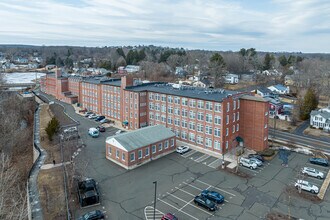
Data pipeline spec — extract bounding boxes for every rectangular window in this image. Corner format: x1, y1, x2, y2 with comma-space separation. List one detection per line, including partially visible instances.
122, 153, 125, 161
181, 120, 187, 128
189, 110, 196, 119
174, 108, 180, 116
181, 131, 187, 139
205, 125, 212, 135
238, 100, 240, 109
214, 128, 221, 137
233, 113, 236, 122
174, 96, 180, 104
182, 98, 188, 106
189, 100, 196, 108
226, 141, 229, 149
197, 136, 203, 145
227, 103, 230, 112
205, 138, 212, 148
108, 146, 112, 155
237, 124, 239, 131
161, 95, 166, 102
206, 101, 213, 110
233, 125, 235, 133
171, 138, 175, 147
237, 112, 239, 121
197, 124, 204, 133
168, 96, 173, 103
130, 152, 135, 162
206, 114, 213, 123
181, 109, 187, 117
197, 112, 204, 121
161, 115, 166, 123
116, 149, 119, 158
189, 133, 195, 142
161, 105, 166, 113
226, 128, 228, 136
138, 150, 142, 159
168, 106, 173, 114
152, 145, 156, 154
226, 115, 229, 124
189, 122, 195, 130
158, 143, 163, 151
168, 117, 173, 124
233, 100, 236, 110
214, 116, 221, 125
165, 140, 169, 149
214, 141, 221, 150
155, 94, 160, 101
197, 100, 204, 109
214, 103, 221, 112
145, 147, 149, 156
174, 118, 180, 126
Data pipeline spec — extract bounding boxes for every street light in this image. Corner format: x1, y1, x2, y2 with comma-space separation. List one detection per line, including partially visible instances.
153, 181, 157, 220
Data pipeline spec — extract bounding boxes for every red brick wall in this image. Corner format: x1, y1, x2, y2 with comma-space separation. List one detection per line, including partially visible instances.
239, 98, 269, 151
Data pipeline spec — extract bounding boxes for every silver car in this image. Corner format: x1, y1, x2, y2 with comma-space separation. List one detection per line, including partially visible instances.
249, 158, 263, 166
302, 167, 324, 179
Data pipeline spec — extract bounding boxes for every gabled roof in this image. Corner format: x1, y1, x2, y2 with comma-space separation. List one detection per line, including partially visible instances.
257, 87, 272, 94
106, 125, 175, 152
273, 84, 287, 91
311, 110, 330, 119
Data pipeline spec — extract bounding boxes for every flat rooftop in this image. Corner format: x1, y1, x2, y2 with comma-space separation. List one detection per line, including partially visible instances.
125, 83, 240, 102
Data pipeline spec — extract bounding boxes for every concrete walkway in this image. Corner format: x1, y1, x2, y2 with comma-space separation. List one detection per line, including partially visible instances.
41, 162, 72, 170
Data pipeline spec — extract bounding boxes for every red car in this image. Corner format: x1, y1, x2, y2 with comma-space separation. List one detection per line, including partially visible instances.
161, 213, 178, 220
96, 126, 106, 132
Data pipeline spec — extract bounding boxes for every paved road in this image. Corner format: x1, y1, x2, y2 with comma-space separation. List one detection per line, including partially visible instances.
292, 120, 310, 135
270, 129, 330, 153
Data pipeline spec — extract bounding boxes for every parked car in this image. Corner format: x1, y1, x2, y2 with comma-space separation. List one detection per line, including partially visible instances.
239, 157, 257, 169
161, 213, 178, 220
309, 157, 329, 167
88, 128, 99, 138
96, 126, 105, 132
79, 108, 88, 113
176, 146, 190, 154
193, 195, 217, 211
201, 190, 224, 204
63, 126, 77, 134
84, 112, 93, 117
248, 154, 265, 162
95, 116, 105, 122
88, 114, 98, 119
249, 157, 263, 166
100, 118, 110, 124
302, 167, 324, 179
294, 180, 319, 194
78, 210, 104, 220
115, 130, 122, 135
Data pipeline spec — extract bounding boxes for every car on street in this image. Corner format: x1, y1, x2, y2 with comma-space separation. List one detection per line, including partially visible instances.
84, 112, 93, 117
100, 118, 110, 124
201, 190, 224, 204
115, 130, 122, 135
96, 126, 106, 132
309, 157, 329, 167
294, 180, 319, 194
95, 116, 105, 122
248, 154, 265, 162
88, 114, 98, 119
78, 210, 104, 220
176, 146, 189, 154
239, 157, 257, 169
161, 213, 178, 220
88, 128, 99, 138
249, 157, 263, 166
302, 167, 324, 179
63, 126, 77, 134
193, 195, 217, 211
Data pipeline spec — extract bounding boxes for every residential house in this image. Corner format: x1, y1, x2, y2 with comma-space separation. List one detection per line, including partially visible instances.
224, 74, 239, 84
193, 78, 211, 88
267, 84, 289, 94
310, 108, 330, 131
125, 65, 140, 73
255, 87, 273, 97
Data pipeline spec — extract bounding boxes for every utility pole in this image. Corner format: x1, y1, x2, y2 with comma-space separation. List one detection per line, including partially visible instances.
153, 181, 157, 220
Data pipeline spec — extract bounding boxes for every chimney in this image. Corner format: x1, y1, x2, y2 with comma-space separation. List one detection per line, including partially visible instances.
121, 75, 133, 89
55, 67, 61, 78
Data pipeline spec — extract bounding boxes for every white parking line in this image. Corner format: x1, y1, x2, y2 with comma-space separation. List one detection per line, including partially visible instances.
306, 163, 329, 171
208, 158, 222, 168
183, 181, 203, 191
181, 150, 197, 158
196, 179, 237, 197
166, 192, 213, 215
157, 198, 199, 220
144, 206, 164, 220
194, 154, 208, 162
175, 187, 195, 196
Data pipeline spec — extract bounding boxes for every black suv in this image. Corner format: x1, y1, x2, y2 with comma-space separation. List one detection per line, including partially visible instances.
194, 195, 217, 211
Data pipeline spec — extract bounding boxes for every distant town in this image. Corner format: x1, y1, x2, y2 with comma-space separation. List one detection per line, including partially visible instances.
1, 45, 330, 220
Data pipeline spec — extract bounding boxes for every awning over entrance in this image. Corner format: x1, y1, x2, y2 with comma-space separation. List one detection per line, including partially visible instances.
236, 136, 244, 143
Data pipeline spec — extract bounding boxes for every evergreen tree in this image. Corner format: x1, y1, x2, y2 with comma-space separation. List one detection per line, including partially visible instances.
45, 117, 60, 141
278, 55, 288, 67
300, 88, 318, 120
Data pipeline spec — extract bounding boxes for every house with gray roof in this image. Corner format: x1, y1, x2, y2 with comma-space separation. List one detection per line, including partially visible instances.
105, 125, 176, 169
267, 84, 289, 94
310, 108, 330, 131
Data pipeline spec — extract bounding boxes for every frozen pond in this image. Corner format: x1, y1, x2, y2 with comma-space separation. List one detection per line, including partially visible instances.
4, 72, 46, 83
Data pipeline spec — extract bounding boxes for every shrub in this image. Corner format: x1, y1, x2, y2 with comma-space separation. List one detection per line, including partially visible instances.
45, 117, 60, 141
236, 148, 244, 156
258, 148, 275, 157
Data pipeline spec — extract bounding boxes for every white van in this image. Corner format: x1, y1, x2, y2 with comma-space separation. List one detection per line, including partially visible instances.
88, 128, 99, 138
239, 157, 257, 169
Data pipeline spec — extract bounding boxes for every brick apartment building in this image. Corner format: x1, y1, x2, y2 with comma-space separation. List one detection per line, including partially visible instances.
106, 125, 176, 170
40, 68, 269, 154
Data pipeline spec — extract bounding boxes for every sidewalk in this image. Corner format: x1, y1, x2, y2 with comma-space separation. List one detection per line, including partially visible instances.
41, 162, 71, 170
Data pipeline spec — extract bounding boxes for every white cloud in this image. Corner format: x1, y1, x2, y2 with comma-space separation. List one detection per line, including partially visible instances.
0, 0, 329, 52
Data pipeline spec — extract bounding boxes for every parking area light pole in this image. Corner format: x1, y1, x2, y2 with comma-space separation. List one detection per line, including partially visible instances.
153, 181, 157, 220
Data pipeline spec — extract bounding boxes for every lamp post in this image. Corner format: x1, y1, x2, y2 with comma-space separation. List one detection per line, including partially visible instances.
153, 181, 157, 220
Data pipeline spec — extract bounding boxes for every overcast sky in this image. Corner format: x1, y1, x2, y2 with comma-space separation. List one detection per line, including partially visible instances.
0, 0, 329, 53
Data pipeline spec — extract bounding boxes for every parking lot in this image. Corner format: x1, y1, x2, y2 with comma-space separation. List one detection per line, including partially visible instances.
41, 94, 330, 220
